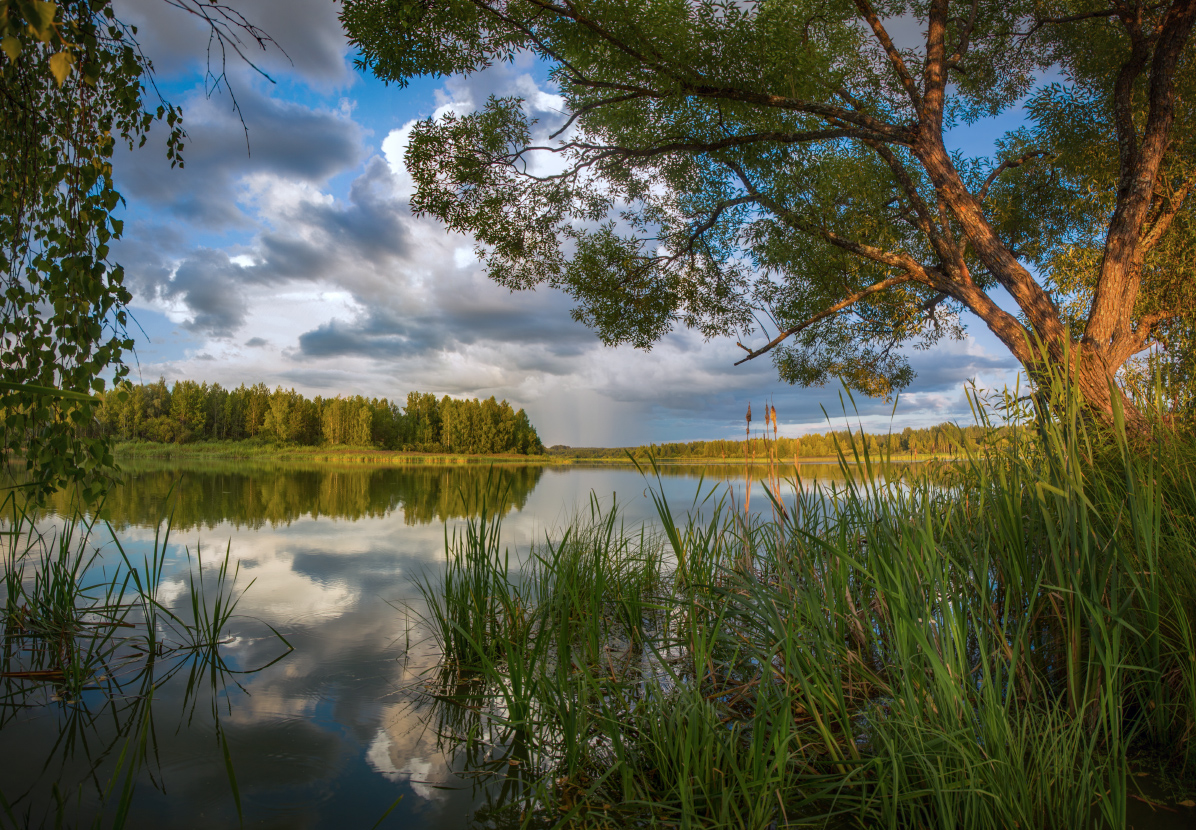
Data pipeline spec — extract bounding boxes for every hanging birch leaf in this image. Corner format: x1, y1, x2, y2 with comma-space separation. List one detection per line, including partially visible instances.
48, 47, 71, 85
1, 35, 20, 62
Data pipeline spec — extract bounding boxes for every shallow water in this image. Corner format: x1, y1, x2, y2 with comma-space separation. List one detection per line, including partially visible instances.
2, 459, 851, 829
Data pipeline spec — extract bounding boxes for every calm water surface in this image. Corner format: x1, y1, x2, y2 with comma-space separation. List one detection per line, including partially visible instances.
6, 460, 853, 829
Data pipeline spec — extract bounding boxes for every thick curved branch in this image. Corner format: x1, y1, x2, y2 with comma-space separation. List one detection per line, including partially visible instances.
979, 151, 1052, 201
735, 273, 916, 365
1022, 6, 1135, 37
1086, 0, 1196, 348
850, 0, 922, 110
1117, 309, 1182, 362
1142, 170, 1196, 250
865, 141, 965, 271
946, 0, 981, 67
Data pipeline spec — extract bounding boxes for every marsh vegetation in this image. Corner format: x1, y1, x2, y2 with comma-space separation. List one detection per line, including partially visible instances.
0, 496, 291, 828
5, 386, 1196, 828
414, 391, 1196, 828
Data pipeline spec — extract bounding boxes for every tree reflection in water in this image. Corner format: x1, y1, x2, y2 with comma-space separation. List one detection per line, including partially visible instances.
0, 498, 291, 827
0, 460, 879, 828
30, 462, 549, 531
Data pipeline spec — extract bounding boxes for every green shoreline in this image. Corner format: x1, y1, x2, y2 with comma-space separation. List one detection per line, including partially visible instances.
112, 440, 950, 466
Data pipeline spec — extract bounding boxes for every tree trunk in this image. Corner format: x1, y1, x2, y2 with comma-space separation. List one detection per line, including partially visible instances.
1025, 339, 1149, 434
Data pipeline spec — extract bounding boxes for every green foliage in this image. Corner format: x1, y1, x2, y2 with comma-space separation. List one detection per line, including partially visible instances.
417, 391, 1196, 826
592, 422, 990, 460
343, 0, 1196, 416
89, 377, 546, 454
1, 0, 183, 502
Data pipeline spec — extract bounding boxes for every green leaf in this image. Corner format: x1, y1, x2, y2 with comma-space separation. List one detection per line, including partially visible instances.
48, 48, 72, 85
1, 35, 21, 62
27, 1, 58, 35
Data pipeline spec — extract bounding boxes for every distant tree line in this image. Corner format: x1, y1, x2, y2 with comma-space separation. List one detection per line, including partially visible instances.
93, 379, 545, 455
550, 423, 996, 460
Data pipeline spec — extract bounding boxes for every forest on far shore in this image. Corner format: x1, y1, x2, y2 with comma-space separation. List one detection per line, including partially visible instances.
93, 379, 545, 455
555, 421, 997, 461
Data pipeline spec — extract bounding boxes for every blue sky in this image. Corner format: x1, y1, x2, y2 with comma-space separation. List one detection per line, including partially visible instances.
108, 0, 1027, 446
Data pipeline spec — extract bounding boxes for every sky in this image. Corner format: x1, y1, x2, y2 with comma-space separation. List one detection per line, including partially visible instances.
106, 0, 1028, 447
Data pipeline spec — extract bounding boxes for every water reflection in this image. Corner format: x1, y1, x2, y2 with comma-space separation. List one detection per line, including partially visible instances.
40, 458, 870, 529
4, 460, 887, 828
37, 462, 548, 530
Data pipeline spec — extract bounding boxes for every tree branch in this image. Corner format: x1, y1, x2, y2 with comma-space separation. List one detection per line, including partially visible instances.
978, 151, 1053, 201
531, 128, 859, 159
1142, 169, 1196, 250
566, 76, 911, 142
1117, 309, 1181, 362
1086, 0, 1196, 349
675, 195, 761, 257
515, 129, 860, 183
734, 274, 917, 365
946, 0, 981, 67
1021, 5, 1135, 38
485, 0, 911, 142
548, 91, 657, 140
724, 158, 944, 280
850, 0, 923, 110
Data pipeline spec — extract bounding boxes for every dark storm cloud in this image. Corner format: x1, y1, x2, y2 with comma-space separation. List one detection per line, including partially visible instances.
296, 317, 426, 361
294, 286, 598, 369
113, 0, 350, 85
263, 158, 412, 271
117, 85, 365, 228
903, 347, 1020, 391
576, 324, 1022, 434
158, 248, 253, 337
245, 337, 268, 348
117, 154, 414, 337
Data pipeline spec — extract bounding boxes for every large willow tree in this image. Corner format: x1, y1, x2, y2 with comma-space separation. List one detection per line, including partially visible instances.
343, 0, 1195, 425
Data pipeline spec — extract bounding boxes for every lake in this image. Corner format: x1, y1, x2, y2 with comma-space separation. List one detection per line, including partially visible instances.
2, 459, 852, 829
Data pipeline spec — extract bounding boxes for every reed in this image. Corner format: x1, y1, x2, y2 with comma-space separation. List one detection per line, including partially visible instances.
0, 490, 291, 827
416, 378, 1196, 828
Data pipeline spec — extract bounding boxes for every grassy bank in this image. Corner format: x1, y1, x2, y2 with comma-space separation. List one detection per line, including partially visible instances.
112, 437, 952, 467
414, 392, 1196, 828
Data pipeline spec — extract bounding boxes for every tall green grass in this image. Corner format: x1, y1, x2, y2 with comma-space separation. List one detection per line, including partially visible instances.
0, 491, 291, 828
414, 382, 1196, 828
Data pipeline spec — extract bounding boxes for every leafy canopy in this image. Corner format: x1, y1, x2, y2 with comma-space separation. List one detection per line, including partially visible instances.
1, 0, 278, 501
342, 0, 1196, 417
1, 0, 183, 502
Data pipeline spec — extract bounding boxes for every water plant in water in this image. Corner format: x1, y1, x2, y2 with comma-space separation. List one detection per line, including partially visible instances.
0, 492, 292, 828
411, 380, 1196, 828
